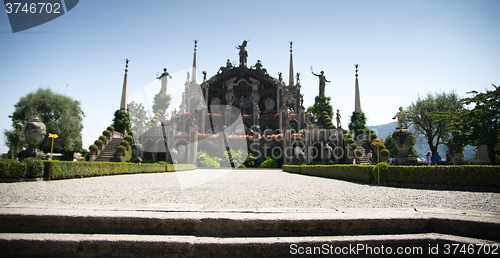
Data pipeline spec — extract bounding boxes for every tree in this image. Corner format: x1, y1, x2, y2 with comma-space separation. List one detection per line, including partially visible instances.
406, 91, 462, 157
348, 111, 366, 138
127, 101, 147, 127
310, 96, 333, 123
152, 91, 171, 114
112, 109, 131, 134
6, 88, 83, 160
435, 85, 500, 164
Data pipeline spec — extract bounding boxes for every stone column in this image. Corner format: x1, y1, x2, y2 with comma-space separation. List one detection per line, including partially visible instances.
197, 103, 206, 133
283, 129, 292, 165
277, 84, 283, 111
298, 106, 305, 131
279, 106, 286, 133
188, 122, 199, 165
336, 127, 344, 164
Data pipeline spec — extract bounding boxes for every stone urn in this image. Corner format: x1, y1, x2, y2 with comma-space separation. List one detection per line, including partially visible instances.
391, 129, 416, 165
18, 117, 46, 160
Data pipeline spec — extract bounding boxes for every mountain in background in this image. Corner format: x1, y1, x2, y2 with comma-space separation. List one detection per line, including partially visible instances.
368, 121, 476, 160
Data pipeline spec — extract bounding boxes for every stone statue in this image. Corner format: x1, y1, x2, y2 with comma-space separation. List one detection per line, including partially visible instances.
305, 111, 312, 126
251, 91, 260, 104
311, 70, 330, 96
278, 72, 283, 82
202, 71, 207, 82
239, 96, 247, 113
294, 146, 306, 165
157, 68, 172, 93
392, 107, 407, 129
296, 72, 301, 84
186, 71, 190, 82
236, 40, 248, 67
336, 109, 341, 128
226, 59, 233, 68
322, 143, 334, 165
226, 90, 235, 102
300, 94, 304, 107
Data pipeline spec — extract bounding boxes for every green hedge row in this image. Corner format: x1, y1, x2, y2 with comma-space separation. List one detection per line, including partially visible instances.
283, 164, 374, 183
43, 161, 196, 180
0, 158, 44, 179
283, 164, 500, 188
376, 165, 500, 188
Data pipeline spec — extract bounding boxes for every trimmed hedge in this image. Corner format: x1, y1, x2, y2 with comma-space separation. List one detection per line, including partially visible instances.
0, 158, 43, 179
381, 165, 500, 188
283, 164, 374, 183
43, 161, 196, 180
284, 164, 500, 188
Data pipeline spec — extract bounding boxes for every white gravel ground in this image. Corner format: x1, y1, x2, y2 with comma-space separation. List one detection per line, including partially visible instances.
0, 169, 498, 212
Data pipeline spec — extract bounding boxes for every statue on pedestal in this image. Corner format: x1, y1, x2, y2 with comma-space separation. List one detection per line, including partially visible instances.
157, 68, 172, 93
336, 109, 342, 128
311, 69, 330, 96
236, 40, 248, 67
392, 107, 407, 129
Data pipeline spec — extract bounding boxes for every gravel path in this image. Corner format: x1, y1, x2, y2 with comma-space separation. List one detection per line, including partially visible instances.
1, 169, 499, 212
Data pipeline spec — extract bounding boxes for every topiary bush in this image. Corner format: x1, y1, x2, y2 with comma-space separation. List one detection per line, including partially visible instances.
103, 130, 111, 137
116, 145, 126, 153
349, 143, 358, 151
124, 135, 133, 143
346, 138, 355, 145
372, 162, 391, 182
120, 140, 129, 147
380, 149, 390, 157
94, 139, 103, 146
354, 149, 363, 158
346, 134, 353, 139
128, 130, 135, 137
80, 149, 88, 156
99, 136, 107, 142
370, 133, 378, 140
107, 126, 115, 132
89, 145, 98, 151
0, 160, 26, 178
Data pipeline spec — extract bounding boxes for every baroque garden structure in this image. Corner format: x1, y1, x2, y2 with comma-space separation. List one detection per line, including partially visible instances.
129, 41, 354, 166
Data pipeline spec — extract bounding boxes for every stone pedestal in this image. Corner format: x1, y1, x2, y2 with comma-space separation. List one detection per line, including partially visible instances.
391, 129, 417, 165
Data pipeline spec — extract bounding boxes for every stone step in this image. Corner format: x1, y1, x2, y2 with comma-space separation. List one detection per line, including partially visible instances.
0, 233, 491, 258
0, 207, 498, 257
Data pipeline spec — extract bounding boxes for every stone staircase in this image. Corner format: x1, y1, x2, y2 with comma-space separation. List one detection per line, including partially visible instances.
355, 139, 372, 165
1, 207, 498, 257
94, 132, 124, 162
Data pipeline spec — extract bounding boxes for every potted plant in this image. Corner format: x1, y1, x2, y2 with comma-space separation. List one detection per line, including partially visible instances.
380, 149, 390, 162
120, 140, 129, 148
107, 126, 115, 137
99, 135, 107, 145
116, 145, 126, 157
103, 130, 111, 140
89, 144, 98, 155
94, 139, 103, 150
124, 135, 133, 145
354, 149, 363, 163
370, 133, 378, 142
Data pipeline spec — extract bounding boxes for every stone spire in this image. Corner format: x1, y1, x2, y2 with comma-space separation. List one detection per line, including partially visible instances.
354, 64, 362, 113
191, 40, 197, 83
288, 41, 294, 87
120, 59, 129, 112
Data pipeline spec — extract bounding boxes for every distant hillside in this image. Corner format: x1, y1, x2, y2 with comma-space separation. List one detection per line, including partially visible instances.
367, 121, 476, 160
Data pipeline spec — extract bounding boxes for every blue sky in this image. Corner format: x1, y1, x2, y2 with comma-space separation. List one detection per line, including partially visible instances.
1, 0, 499, 154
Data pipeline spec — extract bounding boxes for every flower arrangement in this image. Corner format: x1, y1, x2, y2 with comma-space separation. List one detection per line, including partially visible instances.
292, 133, 305, 137
261, 113, 279, 118
175, 132, 188, 136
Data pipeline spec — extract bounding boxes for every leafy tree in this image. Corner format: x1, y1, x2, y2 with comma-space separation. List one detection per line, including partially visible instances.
127, 101, 148, 127
435, 85, 499, 164
3, 123, 24, 159
112, 109, 131, 134
152, 91, 172, 114
6, 88, 83, 160
348, 111, 366, 138
310, 96, 333, 122
406, 91, 462, 157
